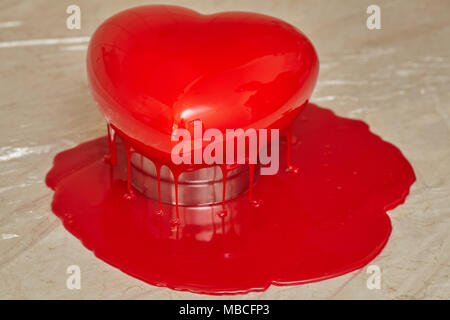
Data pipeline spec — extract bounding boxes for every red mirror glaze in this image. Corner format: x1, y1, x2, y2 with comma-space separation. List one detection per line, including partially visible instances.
46, 104, 416, 294
44, 5, 417, 294
87, 5, 319, 161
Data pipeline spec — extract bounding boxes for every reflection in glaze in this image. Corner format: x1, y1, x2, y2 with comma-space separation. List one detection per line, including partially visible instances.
46, 104, 415, 294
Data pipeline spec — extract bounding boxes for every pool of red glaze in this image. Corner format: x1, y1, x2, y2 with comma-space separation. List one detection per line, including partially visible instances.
46, 103, 415, 295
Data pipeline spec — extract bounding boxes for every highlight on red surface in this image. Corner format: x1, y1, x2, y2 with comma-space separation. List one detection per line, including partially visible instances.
86, 4, 319, 165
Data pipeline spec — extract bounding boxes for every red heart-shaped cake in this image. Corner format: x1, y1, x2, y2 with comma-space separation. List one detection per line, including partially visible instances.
46, 4, 417, 295
87, 5, 319, 161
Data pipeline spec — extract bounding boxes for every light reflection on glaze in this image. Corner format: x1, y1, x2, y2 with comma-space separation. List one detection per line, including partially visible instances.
87, 5, 319, 164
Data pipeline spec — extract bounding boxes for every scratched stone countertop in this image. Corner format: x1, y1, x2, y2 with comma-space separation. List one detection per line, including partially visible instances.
0, 0, 449, 299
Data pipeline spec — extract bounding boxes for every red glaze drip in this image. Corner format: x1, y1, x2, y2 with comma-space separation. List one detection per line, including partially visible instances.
173, 172, 180, 223
248, 164, 255, 204
123, 143, 135, 200
46, 104, 415, 295
155, 163, 163, 216
286, 125, 299, 174
248, 164, 261, 207
219, 165, 228, 217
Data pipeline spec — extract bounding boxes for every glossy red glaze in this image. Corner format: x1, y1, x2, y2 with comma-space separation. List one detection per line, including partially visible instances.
46, 104, 416, 294
87, 5, 319, 162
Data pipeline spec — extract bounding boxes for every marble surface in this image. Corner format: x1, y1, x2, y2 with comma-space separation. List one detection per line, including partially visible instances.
0, 0, 449, 299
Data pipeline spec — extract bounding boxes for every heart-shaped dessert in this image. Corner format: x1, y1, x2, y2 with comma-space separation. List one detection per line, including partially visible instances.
46, 5, 416, 295
87, 5, 319, 162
